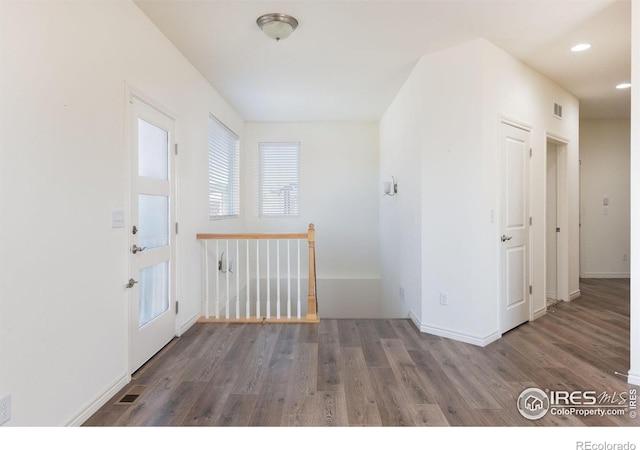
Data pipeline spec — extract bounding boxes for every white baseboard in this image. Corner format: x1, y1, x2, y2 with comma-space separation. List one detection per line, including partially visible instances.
628, 371, 640, 387
408, 309, 421, 329
420, 323, 501, 347
67, 373, 130, 426
406, 310, 499, 347
570, 290, 581, 301
581, 272, 630, 279
179, 312, 200, 336
533, 307, 546, 320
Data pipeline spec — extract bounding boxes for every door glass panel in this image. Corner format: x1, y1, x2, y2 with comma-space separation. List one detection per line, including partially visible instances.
506, 138, 525, 228
138, 194, 169, 249
138, 118, 168, 180
139, 261, 169, 328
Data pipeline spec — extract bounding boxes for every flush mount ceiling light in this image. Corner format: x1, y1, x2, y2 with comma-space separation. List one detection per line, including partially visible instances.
571, 43, 591, 52
616, 83, 632, 89
257, 13, 298, 41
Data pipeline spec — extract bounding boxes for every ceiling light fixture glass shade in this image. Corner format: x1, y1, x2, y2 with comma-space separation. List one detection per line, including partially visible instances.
616, 83, 632, 89
257, 13, 298, 41
571, 43, 591, 52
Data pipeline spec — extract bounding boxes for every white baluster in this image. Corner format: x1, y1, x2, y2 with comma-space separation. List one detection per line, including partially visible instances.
256, 240, 260, 319
297, 239, 301, 319
266, 240, 271, 319
204, 240, 210, 319
236, 239, 240, 319
215, 240, 220, 319
225, 240, 230, 319
287, 239, 291, 319
276, 239, 281, 319
246, 240, 250, 319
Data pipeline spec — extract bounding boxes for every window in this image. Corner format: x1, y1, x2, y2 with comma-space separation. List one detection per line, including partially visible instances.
208, 115, 239, 219
259, 142, 300, 217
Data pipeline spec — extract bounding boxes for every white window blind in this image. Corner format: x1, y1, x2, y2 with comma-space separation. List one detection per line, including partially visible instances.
259, 142, 300, 217
208, 115, 239, 219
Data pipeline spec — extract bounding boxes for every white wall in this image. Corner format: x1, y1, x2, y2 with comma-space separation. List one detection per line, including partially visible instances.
629, 0, 640, 387
380, 39, 579, 346
379, 64, 423, 321
419, 42, 491, 343
0, 1, 243, 425
579, 119, 630, 278
243, 122, 381, 318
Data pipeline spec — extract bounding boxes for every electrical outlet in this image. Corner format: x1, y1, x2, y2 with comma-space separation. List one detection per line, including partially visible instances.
399, 287, 405, 303
0, 393, 11, 426
440, 292, 448, 306
623, 253, 629, 262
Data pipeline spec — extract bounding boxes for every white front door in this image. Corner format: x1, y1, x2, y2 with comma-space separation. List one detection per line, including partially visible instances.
129, 95, 177, 373
500, 122, 531, 333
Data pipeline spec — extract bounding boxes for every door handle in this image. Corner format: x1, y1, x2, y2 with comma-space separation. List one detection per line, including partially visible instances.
501, 235, 513, 242
126, 278, 138, 289
132, 244, 146, 254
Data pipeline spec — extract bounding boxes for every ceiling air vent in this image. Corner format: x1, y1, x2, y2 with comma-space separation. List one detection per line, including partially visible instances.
553, 102, 563, 119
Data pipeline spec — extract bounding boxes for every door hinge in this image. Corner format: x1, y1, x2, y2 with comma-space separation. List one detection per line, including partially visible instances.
176, 301, 179, 314
529, 148, 533, 157
529, 217, 532, 226
556, 227, 560, 233
175, 143, 178, 155
529, 285, 532, 295
175, 222, 179, 234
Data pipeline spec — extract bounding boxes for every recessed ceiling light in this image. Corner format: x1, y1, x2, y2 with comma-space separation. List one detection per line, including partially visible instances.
616, 83, 632, 89
571, 43, 591, 52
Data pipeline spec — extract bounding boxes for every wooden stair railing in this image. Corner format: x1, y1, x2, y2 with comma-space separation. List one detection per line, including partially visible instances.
196, 224, 319, 324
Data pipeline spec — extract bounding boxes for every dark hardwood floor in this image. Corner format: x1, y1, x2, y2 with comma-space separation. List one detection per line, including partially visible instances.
84, 278, 638, 427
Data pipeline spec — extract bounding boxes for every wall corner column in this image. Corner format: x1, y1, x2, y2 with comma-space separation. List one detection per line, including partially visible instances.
629, 0, 640, 386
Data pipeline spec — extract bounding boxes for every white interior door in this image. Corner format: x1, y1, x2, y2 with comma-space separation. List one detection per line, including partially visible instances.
500, 122, 531, 333
129, 96, 176, 373
546, 142, 558, 302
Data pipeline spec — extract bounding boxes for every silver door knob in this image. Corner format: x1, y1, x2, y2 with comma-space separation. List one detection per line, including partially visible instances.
132, 244, 146, 254
126, 278, 138, 288
501, 235, 513, 242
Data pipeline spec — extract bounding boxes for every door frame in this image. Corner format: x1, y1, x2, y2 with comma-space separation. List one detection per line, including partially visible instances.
498, 117, 533, 333
545, 132, 570, 305
124, 83, 179, 375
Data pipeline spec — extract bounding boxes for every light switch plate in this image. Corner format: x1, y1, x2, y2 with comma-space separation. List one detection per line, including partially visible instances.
0, 393, 11, 425
111, 210, 125, 228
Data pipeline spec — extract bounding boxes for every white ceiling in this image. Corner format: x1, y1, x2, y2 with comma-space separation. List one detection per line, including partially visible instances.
134, 0, 631, 122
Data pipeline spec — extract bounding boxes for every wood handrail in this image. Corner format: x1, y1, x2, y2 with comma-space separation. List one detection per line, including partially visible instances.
197, 232, 308, 240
